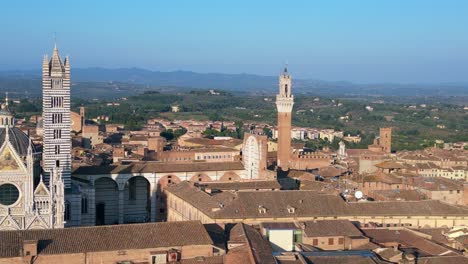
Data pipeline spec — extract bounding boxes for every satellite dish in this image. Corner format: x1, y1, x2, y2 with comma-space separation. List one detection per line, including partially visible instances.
355, 191, 363, 200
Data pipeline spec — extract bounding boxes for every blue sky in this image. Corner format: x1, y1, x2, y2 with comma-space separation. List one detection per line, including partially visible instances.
1, 0, 467, 83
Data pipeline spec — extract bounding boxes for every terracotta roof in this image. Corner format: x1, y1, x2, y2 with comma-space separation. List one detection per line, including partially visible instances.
276, 253, 385, 264
180, 256, 224, 264
417, 256, 468, 264
166, 181, 237, 214
411, 177, 463, 191
166, 182, 468, 219
347, 200, 468, 217
228, 223, 276, 264
370, 189, 427, 201
374, 161, 405, 169
196, 180, 281, 191
303, 254, 384, 264
73, 161, 244, 175
363, 229, 460, 257
318, 166, 346, 177
0, 221, 213, 258
415, 228, 451, 245
299, 180, 334, 192
362, 173, 403, 184
184, 138, 243, 148
301, 220, 363, 237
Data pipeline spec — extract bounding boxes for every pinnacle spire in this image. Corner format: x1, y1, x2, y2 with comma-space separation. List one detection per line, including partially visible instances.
4, 92, 8, 107
54, 32, 57, 50
27, 137, 33, 154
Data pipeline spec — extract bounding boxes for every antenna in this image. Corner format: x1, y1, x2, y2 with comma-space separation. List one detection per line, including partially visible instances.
54, 32, 57, 49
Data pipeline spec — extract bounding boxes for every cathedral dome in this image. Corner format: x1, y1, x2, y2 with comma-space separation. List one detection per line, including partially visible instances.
0, 127, 34, 157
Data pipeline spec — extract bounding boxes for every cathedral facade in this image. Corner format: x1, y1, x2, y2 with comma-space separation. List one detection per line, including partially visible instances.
0, 93, 64, 230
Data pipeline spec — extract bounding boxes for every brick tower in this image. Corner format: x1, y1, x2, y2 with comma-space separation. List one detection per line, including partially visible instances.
275, 67, 294, 170
379, 127, 392, 153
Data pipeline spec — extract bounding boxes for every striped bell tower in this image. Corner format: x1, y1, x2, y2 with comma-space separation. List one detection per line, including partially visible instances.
42, 44, 71, 188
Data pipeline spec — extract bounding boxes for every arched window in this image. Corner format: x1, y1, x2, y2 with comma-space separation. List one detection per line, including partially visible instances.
81, 195, 88, 214
64, 201, 71, 221
129, 178, 137, 200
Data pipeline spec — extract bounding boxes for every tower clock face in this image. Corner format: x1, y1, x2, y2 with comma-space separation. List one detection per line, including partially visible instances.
0, 183, 20, 206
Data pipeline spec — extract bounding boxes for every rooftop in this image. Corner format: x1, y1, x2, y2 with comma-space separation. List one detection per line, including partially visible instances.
195, 180, 281, 191
301, 220, 363, 237
72, 161, 245, 175
0, 221, 213, 258
166, 182, 468, 219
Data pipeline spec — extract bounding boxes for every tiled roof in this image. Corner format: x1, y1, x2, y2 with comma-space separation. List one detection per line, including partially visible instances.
374, 161, 405, 169
195, 180, 281, 191
411, 177, 463, 191
72, 161, 244, 175
228, 223, 276, 264
0, 221, 213, 258
371, 189, 427, 201
301, 220, 363, 237
417, 256, 468, 264
166, 182, 468, 219
180, 256, 224, 264
363, 229, 460, 257
303, 255, 380, 264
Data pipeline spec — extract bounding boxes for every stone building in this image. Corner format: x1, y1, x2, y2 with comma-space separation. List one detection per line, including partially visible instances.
165, 181, 468, 228
0, 96, 64, 230
71, 161, 247, 225
242, 133, 268, 179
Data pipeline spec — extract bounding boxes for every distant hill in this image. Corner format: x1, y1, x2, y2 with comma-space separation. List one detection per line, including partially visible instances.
0, 68, 467, 100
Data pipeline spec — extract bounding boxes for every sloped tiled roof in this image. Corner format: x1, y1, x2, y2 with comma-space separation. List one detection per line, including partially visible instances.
228, 223, 276, 264
166, 182, 468, 220
73, 161, 244, 175
301, 220, 363, 237
195, 180, 281, 191
0, 221, 213, 258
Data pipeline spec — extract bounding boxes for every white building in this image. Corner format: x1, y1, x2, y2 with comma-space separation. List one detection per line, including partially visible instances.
0, 96, 64, 230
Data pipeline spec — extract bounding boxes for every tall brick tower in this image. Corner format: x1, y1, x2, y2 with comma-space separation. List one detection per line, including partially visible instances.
275, 67, 294, 170
379, 127, 392, 153
42, 44, 71, 188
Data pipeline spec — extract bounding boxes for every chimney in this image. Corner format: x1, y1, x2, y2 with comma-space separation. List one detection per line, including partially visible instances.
299, 222, 306, 230
22, 240, 38, 263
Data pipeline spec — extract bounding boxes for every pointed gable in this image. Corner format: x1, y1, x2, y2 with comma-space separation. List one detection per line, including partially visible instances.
0, 144, 22, 171
0, 215, 21, 230
34, 178, 49, 196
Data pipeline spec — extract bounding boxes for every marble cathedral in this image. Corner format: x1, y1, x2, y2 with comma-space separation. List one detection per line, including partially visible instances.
0, 93, 64, 230
0, 45, 70, 230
